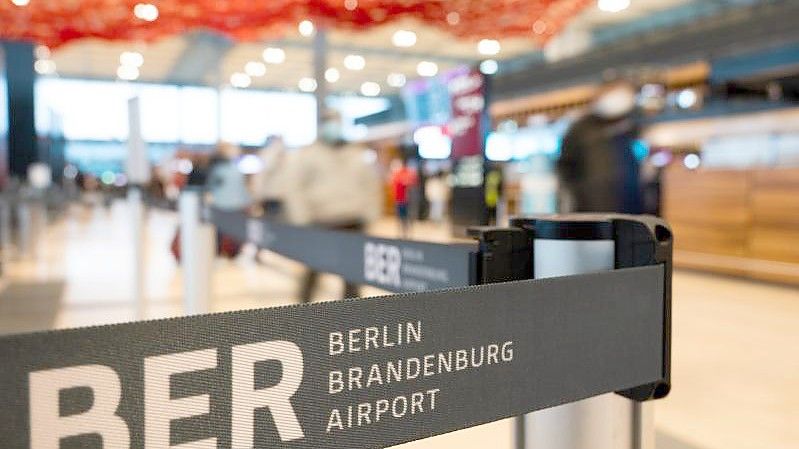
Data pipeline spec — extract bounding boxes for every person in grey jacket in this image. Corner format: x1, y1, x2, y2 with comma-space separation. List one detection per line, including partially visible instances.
206, 142, 251, 211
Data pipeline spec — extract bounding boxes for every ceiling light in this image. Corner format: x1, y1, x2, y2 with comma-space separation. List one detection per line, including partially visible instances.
392, 30, 417, 48
230, 72, 251, 88
446, 12, 460, 25
117, 65, 140, 81
677, 89, 698, 109
133, 3, 159, 22
245, 61, 266, 77
344, 54, 366, 71
34, 60, 56, 75
479, 59, 499, 75
298, 77, 318, 93
387, 73, 407, 88
598, 0, 631, 13
683, 154, 700, 170
414, 126, 452, 159
325, 68, 341, 83
35, 45, 51, 60
416, 61, 438, 77
262, 47, 286, 64
532, 20, 548, 35
361, 82, 381, 97
477, 39, 501, 56
344, 0, 358, 11
298, 20, 315, 37
11, 0, 30, 6
120, 51, 144, 68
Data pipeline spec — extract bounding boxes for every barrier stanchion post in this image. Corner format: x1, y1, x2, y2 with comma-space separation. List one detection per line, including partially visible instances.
128, 186, 147, 320
16, 200, 31, 260
0, 196, 11, 263
179, 188, 215, 315
527, 218, 628, 449
510, 216, 663, 449
634, 400, 656, 449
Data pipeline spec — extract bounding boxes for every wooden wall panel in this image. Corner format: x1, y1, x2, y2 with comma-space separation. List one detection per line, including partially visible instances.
662, 168, 751, 226
750, 168, 799, 227
663, 165, 799, 285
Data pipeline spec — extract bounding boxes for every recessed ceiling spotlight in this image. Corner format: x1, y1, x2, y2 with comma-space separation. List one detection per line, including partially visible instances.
392, 30, 417, 48
230, 72, 251, 88
298, 77, 318, 93
387, 73, 407, 88
245, 61, 267, 77
683, 153, 701, 170
477, 39, 501, 56
344, 54, 366, 71
446, 11, 460, 25
262, 47, 286, 64
325, 68, 341, 83
598, 0, 631, 13
344, 0, 358, 11
677, 89, 698, 109
361, 82, 381, 97
298, 20, 315, 37
479, 59, 499, 75
416, 61, 438, 77
120, 51, 144, 68
133, 3, 159, 21
11, 0, 31, 6
35, 45, 51, 60
34, 59, 57, 75
532, 20, 548, 35
117, 65, 140, 81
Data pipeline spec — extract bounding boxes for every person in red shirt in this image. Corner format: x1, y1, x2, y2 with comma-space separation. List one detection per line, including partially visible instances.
390, 159, 417, 237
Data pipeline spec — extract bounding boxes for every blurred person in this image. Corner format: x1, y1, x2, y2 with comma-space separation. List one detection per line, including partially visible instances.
251, 135, 289, 218
186, 154, 213, 189
174, 143, 250, 261
424, 170, 450, 223
147, 167, 166, 205
389, 158, 418, 237
283, 111, 381, 302
484, 166, 503, 225
557, 80, 644, 214
640, 155, 664, 216
206, 142, 251, 211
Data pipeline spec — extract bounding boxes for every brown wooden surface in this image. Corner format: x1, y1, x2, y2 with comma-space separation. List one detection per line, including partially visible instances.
663, 166, 799, 285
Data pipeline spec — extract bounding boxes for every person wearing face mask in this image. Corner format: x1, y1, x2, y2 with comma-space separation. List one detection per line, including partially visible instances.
557, 80, 644, 214
282, 110, 382, 302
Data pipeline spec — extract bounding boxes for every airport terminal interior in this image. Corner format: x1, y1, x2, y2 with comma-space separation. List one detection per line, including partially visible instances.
0, 1, 797, 449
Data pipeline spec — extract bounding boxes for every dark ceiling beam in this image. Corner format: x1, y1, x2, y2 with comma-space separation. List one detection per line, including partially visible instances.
166, 32, 234, 85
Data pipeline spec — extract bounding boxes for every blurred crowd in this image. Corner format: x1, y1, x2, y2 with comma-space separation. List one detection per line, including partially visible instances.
30, 78, 664, 300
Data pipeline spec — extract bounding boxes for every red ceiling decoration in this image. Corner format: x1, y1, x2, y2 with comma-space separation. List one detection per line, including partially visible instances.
0, 0, 592, 49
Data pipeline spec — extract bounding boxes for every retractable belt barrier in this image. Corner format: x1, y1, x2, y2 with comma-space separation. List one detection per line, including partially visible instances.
211, 209, 478, 292
0, 212, 672, 449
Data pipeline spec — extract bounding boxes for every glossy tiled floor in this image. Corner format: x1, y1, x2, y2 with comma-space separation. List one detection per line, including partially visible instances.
1, 201, 797, 449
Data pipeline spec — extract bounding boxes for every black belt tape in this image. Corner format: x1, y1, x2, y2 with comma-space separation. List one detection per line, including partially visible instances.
0, 265, 664, 448
211, 209, 477, 292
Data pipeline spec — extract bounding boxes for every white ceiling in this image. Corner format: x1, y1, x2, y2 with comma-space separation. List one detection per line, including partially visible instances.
46, 0, 702, 94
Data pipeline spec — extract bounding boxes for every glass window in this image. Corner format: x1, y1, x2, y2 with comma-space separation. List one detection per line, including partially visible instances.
137, 84, 180, 143
36, 78, 130, 141
178, 86, 219, 144
221, 89, 316, 148
36, 79, 318, 147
